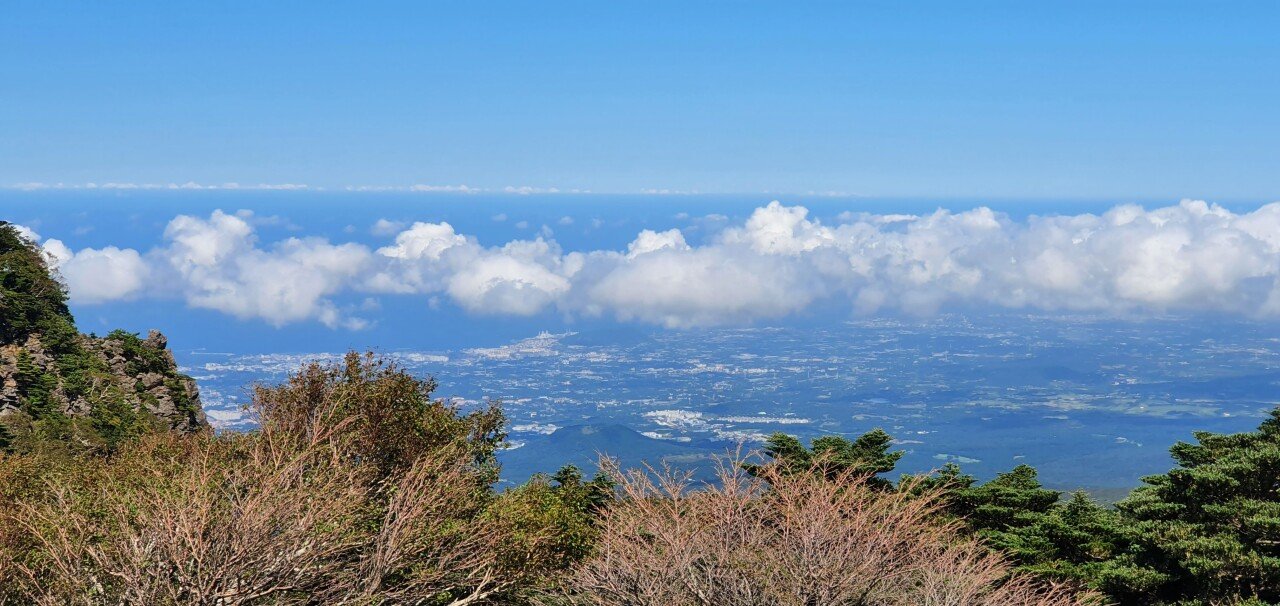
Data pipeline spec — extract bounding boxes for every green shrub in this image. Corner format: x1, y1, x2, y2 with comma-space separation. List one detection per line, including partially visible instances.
0, 353, 597, 605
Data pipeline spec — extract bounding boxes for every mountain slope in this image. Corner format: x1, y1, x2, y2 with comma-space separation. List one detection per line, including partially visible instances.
0, 223, 206, 450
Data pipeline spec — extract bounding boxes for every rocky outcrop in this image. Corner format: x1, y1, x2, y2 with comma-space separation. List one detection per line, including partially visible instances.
1, 221, 208, 447
90, 329, 206, 432
0, 349, 19, 419
0, 329, 206, 432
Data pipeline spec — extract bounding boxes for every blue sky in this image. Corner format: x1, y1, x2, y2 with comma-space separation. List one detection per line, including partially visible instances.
3, 1, 1278, 199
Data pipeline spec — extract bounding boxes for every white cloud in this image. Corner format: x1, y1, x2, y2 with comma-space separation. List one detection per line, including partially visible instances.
408, 184, 477, 193
504, 185, 560, 195
366, 221, 573, 316
162, 210, 255, 269
13, 224, 40, 242
371, 218, 406, 237
342, 184, 476, 193
18, 226, 148, 304
34, 200, 1280, 328
581, 199, 1280, 323
447, 251, 571, 316
48, 243, 150, 304
626, 229, 690, 258
40, 238, 71, 263
156, 210, 372, 328
583, 246, 820, 327
366, 222, 478, 295
720, 201, 835, 254
377, 221, 468, 261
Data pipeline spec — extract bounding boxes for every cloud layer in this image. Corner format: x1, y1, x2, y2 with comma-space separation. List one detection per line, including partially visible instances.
28, 200, 1280, 328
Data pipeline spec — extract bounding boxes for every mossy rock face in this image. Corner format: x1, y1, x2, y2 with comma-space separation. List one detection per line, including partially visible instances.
0, 223, 206, 452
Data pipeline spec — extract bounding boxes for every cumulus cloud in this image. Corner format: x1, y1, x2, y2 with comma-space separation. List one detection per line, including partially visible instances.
11, 226, 149, 304
377, 222, 468, 261
154, 211, 373, 328
33, 200, 1280, 328
369, 221, 574, 316
447, 248, 571, 315
47, 243, 151, 303
13, 224, 41, 242
626, 229, 690, 258
721, 201, 836, 254
580, 199, 1280, 323
585, 246, 820, 327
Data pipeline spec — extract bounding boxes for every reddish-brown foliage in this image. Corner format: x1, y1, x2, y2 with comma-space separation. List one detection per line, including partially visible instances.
561, 457, 1103, 606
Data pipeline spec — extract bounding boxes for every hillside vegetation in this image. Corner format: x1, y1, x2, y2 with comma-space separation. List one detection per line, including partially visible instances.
755, 417, 1280, 605
2, 221, 1279, 604
0, 351, 1099, 605
0, 224, 205, 453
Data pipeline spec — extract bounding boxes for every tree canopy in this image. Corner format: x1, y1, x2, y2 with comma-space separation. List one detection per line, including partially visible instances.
747, 428, 904, 488
0, 224, 78, 355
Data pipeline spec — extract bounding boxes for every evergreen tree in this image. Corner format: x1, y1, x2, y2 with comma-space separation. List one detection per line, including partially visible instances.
1092, 410, 1280, 604
902, 461, 976, 501
747, 428, 904, 488
0, 224, 78, 355
953, 410, 1280, 604
991, 490, 1128, 585
550, 464, 615, 515
956, 464, 1062, 534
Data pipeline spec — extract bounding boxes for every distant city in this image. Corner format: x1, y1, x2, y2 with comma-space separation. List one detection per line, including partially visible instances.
186, 314, 1279, 496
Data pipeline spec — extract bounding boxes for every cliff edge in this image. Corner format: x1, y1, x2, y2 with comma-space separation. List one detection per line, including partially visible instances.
0, 222, 206, 450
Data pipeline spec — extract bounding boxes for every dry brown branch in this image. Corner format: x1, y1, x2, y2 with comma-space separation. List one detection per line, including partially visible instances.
0, 354, 532, 606
562, 455, 1102, 606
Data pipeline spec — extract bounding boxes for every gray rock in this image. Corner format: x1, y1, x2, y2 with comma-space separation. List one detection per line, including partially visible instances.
0, 330, 208, 434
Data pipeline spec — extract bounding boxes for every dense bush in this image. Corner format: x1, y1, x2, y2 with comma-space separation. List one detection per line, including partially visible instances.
0, 353, 593, 605
0, 354, 1105, 606
750, 419, 1280, 605
559, 457, 1099, 606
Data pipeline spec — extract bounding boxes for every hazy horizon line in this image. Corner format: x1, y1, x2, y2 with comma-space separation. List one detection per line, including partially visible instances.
5, 181, 1276, 205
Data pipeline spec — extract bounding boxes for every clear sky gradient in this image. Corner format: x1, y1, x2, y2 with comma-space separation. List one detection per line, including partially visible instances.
3, 1, 1277, 198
